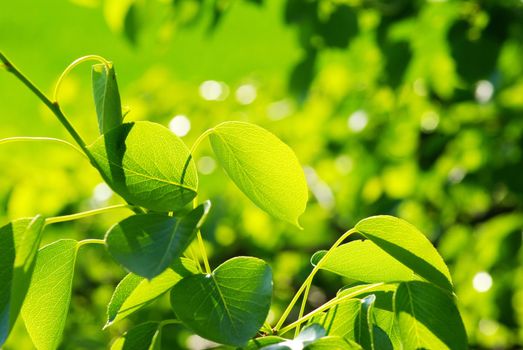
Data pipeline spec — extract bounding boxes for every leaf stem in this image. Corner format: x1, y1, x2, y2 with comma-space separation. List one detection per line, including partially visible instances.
278, 282, 385, 336
190, 128, 215, 155
0, 52, 93, 160
53, 54, 111, 101
273, 228, 356, 331
193, 197, 212, 274
159, 319, 182, 329
45, 204, 135, 225
0, 136, 87, 158
78, 238, 106, 247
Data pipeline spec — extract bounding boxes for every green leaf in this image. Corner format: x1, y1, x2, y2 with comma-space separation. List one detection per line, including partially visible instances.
355, 216, 453, 291
0, 216, 45, 345
243, 336, 286, 349
170, 256, 273, 346
209, 121, 308, 227
22, 239, 79, 350
110, 322, 161, 350
88, 121, 198, 212
311, 240, 418, 283
395, 281, 467, 350
304, 336, 362, 350
106, 201, 210, 279
105, 258, 199, 327
356, 295, 375, 350
92, 62, 123, 134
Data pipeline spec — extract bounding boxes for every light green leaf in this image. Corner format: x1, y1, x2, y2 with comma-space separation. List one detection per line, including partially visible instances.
0, 216, 45, 345
355, 216, 453, 291
92, 62, 123, 134
110, 322, 161, 350
304, 336, 362, 350
170, 256, 273, 346
395, 281, 467, 350
311, 240, 418, 283
105, 201, 210, 279
105, 258, 199, 327
209, 121, 308, 227
22, 239, 78, 350
88, 121, 198, 212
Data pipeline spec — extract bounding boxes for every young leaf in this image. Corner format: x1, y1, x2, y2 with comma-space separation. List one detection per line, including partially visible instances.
105, 201, 210, 279
311, 240, 417, 283
209, 121, 308, 227
0, 216, 45, 346
395, 281, 467, 350
88, 121, 198, 212
170, 256, 273, 346
22, 239, 79, 350
105, 258, 199, 327
355, 216, 453, 291
92, 62, 123, 134
356, 295, 375, 350
110, 322, 161, 350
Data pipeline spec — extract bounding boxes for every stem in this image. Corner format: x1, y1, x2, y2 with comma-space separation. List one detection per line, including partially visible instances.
295, 283, 312, 337
190, 128, 215, 155
0, 136, 87, 158
159, 319, 182, 329
45, 204, 135, 225
273, 228, 356, 331
278, 282, 385, 335
78, 238, 106, 247
53, 55, 111, 101
193, 197, 212, 274
0, 52, 92, 159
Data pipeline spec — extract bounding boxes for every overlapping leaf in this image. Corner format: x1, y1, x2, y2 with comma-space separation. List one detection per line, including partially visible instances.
92, 62, 123, 134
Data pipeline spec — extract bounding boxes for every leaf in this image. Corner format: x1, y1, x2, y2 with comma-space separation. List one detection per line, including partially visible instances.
88, 121, 198, 212
22, 239, 79, 350
356, 295, 375, 350
0, 216, 45, 345
304, 336, 362, 350
311, 240, 418, 283
394, 281, 467, 350
261, 324, 326, 350
355, 216, 453, 291
110, 322, 161, 350
170, 256, 273, 346
105, 258, 199, 327
243, 336, 286, 349
105, 201, 210, 279
92, 62, 123, 134
209, 121, 308, 227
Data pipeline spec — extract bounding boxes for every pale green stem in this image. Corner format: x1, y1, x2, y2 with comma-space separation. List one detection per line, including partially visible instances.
53, 55, 111, 101
193, 197, 211, 274
159, 319, 182, 328
190, 128, 215, 155
273, 228, 357, 331
78, 238, 105, 247
278, 282, 386, 336
295, 282, 312, 337
0, 52, 93, 160
0, 136, 87, 158
45, 204, 135, 225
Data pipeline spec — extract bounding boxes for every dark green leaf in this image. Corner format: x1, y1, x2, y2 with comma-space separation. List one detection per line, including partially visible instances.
395, 281, 467, 350
110, 322, 161, 350
105, 258, 199, 327
355, 216, 453, 291
88, 121, 198, 212
22, 239, 78, 350
171, 256, 273, 346
209, 121, 308, 227
311, 240, 417, 283
0, 216, 45, 346
243, 336, 286, 349
106, 201, 210, 279
92, 62, 123, 134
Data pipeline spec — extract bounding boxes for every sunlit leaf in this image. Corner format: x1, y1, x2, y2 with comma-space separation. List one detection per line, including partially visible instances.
395, 281, 467, 350
110, 322, 161, 350
89, 121, 198, 212
0, 216, 45, 346
170, 256, 272, 346
105, 201, 210, 279
209, 121, 308, 227
22, 239, 78, 350
92, 62, 123, 134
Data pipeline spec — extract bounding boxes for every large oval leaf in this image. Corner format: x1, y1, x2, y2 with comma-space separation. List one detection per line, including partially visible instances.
355, 216, 453, 291
209, 121, 308, 227
170, 256, 273, 346
105, 201, 210, 279
88, 121, 198, 211
22, 239, 78, 350
311, 240, 418, 284
92, 62, 123, 134
0, 216, 45, 345
105, 258, 198, 327
395, 281, 467, 350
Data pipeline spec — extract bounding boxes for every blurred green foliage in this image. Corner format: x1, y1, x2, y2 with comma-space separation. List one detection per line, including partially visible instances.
1, 0, 523, 348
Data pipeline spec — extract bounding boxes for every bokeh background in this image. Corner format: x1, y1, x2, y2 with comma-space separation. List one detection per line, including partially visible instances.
1, 0, 523, 349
